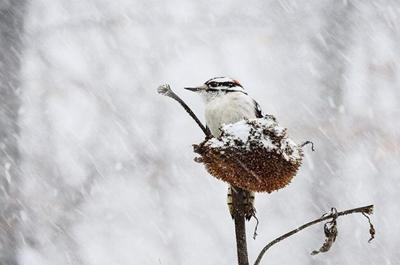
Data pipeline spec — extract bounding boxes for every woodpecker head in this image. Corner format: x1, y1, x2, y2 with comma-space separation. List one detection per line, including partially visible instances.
184, 77, 246, 102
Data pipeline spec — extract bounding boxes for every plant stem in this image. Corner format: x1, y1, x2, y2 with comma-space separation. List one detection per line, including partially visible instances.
254, 205, 374, 265
159, 85, 249, 264
232, 186, 249, 265
157, 85, 211, 137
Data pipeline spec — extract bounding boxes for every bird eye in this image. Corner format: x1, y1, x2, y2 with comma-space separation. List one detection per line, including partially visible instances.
208, 82, 218, 87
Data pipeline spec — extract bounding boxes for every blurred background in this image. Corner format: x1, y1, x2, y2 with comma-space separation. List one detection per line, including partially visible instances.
1, 0, 399, 264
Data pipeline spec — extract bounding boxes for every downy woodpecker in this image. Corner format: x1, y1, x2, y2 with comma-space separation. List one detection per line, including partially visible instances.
185, 77, 263, 220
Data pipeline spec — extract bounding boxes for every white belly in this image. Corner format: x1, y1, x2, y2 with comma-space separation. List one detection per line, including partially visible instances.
205, 93, 256, 137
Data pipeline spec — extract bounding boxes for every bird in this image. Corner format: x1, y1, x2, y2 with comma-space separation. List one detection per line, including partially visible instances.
184, 76, 263, 220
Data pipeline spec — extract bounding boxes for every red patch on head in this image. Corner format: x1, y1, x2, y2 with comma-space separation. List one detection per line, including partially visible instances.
233, 79, 242, 87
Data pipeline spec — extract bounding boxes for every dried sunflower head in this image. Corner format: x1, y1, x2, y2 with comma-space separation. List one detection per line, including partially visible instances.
193, 115, 303, 193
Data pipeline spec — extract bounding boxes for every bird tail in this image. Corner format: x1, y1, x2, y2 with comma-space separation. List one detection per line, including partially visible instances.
227, 185, 255, 220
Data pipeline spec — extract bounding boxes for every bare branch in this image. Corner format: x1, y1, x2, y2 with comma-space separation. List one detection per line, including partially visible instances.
157, 84, 211, 137
254, 205, 374, 265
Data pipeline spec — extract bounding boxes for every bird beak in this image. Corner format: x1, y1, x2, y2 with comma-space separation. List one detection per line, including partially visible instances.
184, 84, 207, 92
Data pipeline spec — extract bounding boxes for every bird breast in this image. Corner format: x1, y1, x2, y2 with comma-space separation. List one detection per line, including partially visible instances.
205, 93, 257, 137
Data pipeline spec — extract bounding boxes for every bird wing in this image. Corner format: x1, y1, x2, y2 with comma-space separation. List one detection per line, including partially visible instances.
205, 125, 212, 138
253, 99, 263, 118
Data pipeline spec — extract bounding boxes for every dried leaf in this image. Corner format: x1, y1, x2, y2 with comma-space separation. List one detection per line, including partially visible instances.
362, 212, 375, 243
311, 220, 338, 255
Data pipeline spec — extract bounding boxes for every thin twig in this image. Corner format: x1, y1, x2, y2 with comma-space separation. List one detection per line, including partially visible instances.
252, 213, 260, 240
157, 84, 211, 137
254, 205, 374, 265
301, 141, 315, 151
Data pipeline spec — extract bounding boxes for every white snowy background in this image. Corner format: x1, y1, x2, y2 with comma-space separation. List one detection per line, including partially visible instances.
1, 0, 399, 264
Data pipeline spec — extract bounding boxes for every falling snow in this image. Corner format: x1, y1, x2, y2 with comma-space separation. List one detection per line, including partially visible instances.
0, 1, 399, 265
